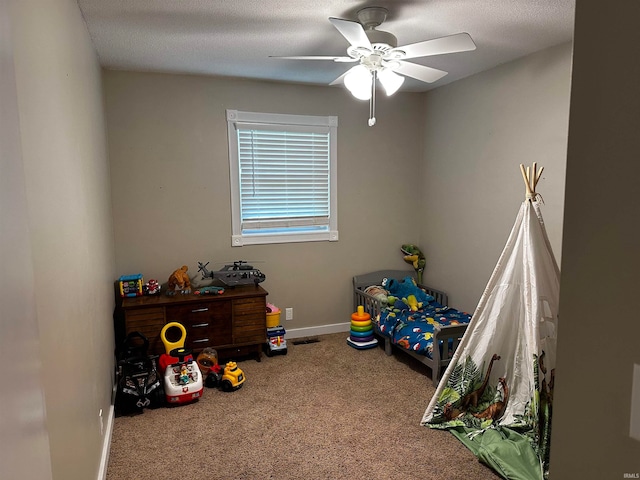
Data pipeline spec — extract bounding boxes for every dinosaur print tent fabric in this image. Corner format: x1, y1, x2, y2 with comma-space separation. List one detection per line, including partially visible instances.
421, 199, 559, 480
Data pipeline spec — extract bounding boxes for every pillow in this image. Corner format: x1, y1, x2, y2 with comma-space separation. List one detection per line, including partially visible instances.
364, 285, 389, 304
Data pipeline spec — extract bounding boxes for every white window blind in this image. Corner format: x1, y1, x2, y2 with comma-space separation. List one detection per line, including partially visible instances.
238, 126, 329, 230
227, 110, 338, 246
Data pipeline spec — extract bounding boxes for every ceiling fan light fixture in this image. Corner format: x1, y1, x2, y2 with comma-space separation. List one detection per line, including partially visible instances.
344, 65, 372, 100
378, 68, 404, 96
273, 8, 476, 126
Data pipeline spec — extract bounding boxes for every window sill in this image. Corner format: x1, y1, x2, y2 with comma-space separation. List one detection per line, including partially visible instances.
232, 231, 339, 246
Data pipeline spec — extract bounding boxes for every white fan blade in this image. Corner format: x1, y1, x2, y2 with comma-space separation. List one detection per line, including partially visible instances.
329, 68, 353, 86
270, 55, 356, 63
398, 33, 476, 60
394, 61, 448, 83
329, 17, 372, 50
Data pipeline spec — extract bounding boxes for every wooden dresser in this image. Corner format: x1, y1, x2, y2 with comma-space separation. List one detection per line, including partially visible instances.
119, 285, 268, 361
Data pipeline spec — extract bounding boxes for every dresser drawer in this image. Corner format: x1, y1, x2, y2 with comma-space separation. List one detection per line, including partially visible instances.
234, 314, 265, 340
232, 297, 265, 343
166, 303, 230, 329
124, 307, 165, 354
233, 297, 265, 316
234, 330, 266, 344
166, 302, 232, 347
166, 302, 227, 321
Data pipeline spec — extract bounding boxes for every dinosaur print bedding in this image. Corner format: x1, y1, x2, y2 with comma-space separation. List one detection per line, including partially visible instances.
374, 302, 472, 359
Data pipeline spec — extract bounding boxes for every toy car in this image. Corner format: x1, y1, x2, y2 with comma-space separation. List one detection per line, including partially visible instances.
220, 361, 245, 391
266, 326, 288, 356
163, 348, 203, 404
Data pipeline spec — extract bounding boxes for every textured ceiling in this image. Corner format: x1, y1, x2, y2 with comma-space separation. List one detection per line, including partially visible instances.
76, 0, 575, 92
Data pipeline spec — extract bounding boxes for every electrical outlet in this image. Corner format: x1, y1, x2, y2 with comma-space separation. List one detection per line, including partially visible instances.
285, 308, 293, 321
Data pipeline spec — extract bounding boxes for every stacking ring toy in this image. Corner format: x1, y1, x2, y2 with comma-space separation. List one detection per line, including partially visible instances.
351, 319, 372, 328
350, 324, 372, 332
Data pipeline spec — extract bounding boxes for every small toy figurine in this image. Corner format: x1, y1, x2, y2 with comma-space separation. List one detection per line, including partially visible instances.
179, 365, 190, 385
167, 265, 192, 295
144, 279, 160, 295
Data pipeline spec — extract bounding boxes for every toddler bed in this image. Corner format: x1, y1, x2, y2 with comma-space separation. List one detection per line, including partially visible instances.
353, 270, 471, 386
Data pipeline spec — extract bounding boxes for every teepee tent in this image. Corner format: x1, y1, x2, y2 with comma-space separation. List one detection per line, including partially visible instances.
422, 163, 559, 480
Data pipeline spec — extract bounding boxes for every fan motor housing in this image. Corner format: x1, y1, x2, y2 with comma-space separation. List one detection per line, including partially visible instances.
365, 29, 397, 49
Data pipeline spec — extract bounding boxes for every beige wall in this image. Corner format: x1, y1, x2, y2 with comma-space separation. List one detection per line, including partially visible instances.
9, 0, 639, 477
550, 1, 640, 477
8, 1, 116, 479
0, 2, 52, 478
418, 43, 572, 313
104, 72, 425, 330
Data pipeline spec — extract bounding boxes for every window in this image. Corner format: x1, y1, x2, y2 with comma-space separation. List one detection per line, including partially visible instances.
227, 110, 338, 246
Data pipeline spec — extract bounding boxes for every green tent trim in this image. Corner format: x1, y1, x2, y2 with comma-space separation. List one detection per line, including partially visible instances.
451, 426, 543, 480
426, 352, 553, 480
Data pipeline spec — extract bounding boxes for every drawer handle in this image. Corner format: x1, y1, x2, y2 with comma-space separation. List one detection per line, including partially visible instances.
191, 308, 209, 313
192, 323, 209, 328
192, 338, 209, 343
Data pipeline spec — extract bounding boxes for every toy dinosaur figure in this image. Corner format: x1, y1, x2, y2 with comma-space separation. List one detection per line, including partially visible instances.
401, 244, 426, 284
167, 265, 192, 295
473, 377, 509, 421
443, 402, 463, 421
461, 354, 501, 410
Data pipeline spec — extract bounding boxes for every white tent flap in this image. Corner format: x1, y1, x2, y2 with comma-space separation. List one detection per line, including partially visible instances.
422, 194, 559, 480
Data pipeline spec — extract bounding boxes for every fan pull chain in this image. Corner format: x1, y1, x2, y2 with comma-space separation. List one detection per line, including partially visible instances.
368, 70, 377, 126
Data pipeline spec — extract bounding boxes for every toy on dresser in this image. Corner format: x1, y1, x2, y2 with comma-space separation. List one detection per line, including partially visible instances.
118, 274, 144, 297
143, 279, 161, 295
167, 265, 192, 295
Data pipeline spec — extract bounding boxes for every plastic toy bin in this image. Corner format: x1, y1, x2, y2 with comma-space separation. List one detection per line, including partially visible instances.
266, 312, 281, 328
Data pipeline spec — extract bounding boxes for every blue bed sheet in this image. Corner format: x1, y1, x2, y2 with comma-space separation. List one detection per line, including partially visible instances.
374, 302, 472, 359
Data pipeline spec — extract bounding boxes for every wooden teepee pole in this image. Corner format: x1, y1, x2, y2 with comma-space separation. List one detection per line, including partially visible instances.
520, 162, 544, 200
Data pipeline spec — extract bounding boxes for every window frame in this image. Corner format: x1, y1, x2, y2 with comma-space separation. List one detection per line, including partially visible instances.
226, 109, 339, 246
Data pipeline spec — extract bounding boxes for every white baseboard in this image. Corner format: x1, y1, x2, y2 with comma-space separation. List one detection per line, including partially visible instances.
285, 322, 350, 339
97, 393, 116, 480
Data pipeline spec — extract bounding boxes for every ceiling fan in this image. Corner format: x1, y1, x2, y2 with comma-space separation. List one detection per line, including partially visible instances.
271, 6, 476, 126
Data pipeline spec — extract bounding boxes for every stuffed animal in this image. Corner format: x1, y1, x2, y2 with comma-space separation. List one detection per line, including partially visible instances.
167, 265, 192, 295
363, 285, 389, 305
401, 244, 426, 284
383, 276, 433, 311
404, 294, 420, 312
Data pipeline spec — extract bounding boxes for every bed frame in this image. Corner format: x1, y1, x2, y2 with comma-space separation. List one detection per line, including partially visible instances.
353, 270, 468, 387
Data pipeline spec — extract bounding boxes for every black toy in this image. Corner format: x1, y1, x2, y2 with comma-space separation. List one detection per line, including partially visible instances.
197, 260, 265, 287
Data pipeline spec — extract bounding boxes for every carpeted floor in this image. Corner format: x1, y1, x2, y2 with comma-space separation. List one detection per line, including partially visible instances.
107, 332, 500, 479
